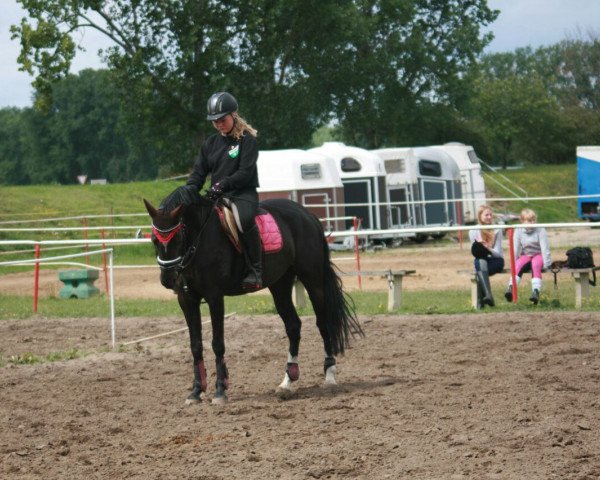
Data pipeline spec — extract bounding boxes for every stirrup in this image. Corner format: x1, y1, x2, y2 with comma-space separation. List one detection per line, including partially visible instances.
241, 272, 262, 290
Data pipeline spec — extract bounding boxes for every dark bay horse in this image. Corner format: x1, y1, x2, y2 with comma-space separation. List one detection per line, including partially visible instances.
143, 188, 363, 404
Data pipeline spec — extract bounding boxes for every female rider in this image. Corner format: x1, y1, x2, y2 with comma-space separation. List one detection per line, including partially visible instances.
186, 92, 262, 290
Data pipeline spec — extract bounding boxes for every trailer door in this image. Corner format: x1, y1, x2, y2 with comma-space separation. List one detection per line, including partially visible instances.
420, 180, 448, 225
388, 187, 411, 227
302, 192, 332, 231
343, 179, 373, 229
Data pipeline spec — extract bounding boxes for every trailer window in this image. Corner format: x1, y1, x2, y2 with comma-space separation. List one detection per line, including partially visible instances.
384, 158, 405, 173
341, 157, 362, 172
300, 163, 322, 179
419, 160, 442, 177
467, 150, 480, 164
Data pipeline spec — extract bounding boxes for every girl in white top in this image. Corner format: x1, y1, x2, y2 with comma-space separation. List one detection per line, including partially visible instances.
468, 205, 504, 308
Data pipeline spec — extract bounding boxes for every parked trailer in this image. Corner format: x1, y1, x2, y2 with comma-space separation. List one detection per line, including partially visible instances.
431, 143, 486, 224
309, 142, 390, 236
256, 149, 346, 232
576, 146, 600, 221
371, 146, 463, 242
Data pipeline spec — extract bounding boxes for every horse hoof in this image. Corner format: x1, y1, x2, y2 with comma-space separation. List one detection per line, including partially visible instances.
185, 396, 201, 405
276, 386, 294, 400
211, 395, 228, 406
324, 381, 339, 390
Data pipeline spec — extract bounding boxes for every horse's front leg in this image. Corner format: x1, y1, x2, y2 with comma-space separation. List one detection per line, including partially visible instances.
178, 293, 207, 405
207, 296, 229, 405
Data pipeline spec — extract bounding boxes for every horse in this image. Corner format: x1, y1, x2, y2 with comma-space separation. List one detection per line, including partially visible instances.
143, 187, 364, 405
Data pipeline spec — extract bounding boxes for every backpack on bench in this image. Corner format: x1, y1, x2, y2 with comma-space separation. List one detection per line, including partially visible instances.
551, 246, 597, 287
566, 247, 595, 269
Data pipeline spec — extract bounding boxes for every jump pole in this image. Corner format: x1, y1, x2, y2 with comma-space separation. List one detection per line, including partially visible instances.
121, 312, 237, 346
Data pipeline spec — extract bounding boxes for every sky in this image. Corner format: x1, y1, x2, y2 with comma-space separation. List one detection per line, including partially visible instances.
2, 0, 600, 109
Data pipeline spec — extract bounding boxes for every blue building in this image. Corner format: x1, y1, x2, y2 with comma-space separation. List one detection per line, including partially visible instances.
577, 146, 600, 221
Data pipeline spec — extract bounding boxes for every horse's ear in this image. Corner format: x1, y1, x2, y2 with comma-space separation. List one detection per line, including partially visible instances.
143, 199, 157, 218
170, 204, 183, 220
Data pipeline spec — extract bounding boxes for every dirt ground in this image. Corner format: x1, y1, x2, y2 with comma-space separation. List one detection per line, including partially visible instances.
1, 312, 600, 479
1, 229, 600, 479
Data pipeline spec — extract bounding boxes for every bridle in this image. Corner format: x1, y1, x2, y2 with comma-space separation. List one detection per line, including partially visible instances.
152, 222, 185, 271
151, 203, 216, 274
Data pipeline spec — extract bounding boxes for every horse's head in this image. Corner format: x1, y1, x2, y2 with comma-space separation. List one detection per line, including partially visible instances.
144, 198, 185, 290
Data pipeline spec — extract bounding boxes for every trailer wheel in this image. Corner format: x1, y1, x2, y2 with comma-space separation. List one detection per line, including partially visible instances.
413, 234, 428, 244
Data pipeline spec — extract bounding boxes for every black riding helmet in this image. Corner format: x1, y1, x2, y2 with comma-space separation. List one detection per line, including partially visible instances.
206, 92, 238, 121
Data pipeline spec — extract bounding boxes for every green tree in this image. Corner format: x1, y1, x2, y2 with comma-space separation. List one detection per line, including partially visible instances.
471, 41, 600, 167
330, 0, 498, 149
13, 0, 498, 175
19, 69, 136, 184
470, 74, 561, 168
0, 108, 28, 184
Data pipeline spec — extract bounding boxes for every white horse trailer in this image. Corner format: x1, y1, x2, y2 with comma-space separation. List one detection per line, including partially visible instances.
431, 143, 486, 224
256, 149, 346, 232
372, 147, 463, 242
309, 142, 390, 236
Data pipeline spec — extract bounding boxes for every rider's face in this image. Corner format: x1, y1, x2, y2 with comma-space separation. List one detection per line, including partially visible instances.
212, 114, 234, 135
480, 209, 493, 225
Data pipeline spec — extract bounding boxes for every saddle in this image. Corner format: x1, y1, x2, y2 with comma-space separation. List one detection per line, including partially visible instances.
215, 201, 283, 254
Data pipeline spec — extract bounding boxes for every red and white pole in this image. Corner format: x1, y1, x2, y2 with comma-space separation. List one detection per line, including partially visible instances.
508, 228, 518, 302
101, 228, 109, 292
33, 244, 41, 314
353, 216, 362, 290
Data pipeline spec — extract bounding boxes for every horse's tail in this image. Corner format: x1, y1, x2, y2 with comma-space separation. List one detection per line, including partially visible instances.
321, 236, 365, 355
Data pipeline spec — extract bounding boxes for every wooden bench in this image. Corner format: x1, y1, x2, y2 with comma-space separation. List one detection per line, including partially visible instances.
293, 269, 416, 312
461, 268, 597, 309
550, 268, 598, 308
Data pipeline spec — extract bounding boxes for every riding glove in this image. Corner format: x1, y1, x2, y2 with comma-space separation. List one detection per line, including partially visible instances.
207, 182, 224, 200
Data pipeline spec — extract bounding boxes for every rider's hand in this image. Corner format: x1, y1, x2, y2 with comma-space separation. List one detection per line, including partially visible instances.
207, 182, 224, 200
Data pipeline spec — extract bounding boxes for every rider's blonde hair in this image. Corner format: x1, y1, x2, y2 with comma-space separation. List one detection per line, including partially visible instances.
230, 113, 257, 140
477, 204, 495, 245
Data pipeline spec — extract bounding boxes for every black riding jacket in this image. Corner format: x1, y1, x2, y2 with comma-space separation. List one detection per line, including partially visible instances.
187, 131, 259, 194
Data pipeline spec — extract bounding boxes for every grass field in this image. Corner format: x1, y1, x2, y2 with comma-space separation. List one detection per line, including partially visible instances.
0, 163, 588, 319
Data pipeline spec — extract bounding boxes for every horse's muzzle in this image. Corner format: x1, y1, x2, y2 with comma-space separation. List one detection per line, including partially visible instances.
160, 269, 179, 290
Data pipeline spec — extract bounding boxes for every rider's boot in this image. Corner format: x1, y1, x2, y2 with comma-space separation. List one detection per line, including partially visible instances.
240, 224, 263, 290
504, 284, 513, 302
476, 270, 495, 307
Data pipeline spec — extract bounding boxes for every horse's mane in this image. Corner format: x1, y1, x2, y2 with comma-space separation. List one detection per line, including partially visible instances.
159, 186, 202, 212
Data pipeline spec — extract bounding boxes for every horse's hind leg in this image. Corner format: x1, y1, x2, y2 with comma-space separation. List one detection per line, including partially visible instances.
269, 271, 302, 396
301, 279, 338, 387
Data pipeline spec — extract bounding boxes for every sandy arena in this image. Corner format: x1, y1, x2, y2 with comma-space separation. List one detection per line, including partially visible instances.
1, 230, 600, 479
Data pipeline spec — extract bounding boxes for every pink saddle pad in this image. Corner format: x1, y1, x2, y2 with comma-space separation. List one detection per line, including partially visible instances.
255, 213, 283, 253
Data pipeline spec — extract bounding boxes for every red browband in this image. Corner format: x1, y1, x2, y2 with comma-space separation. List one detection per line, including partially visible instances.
152, 223, 183, 245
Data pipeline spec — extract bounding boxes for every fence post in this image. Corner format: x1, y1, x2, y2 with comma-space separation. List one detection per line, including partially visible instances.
508, 228, 517, 302
33, 243, 41, 314
353, 216, 362, 290
101, 228, 109, 292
